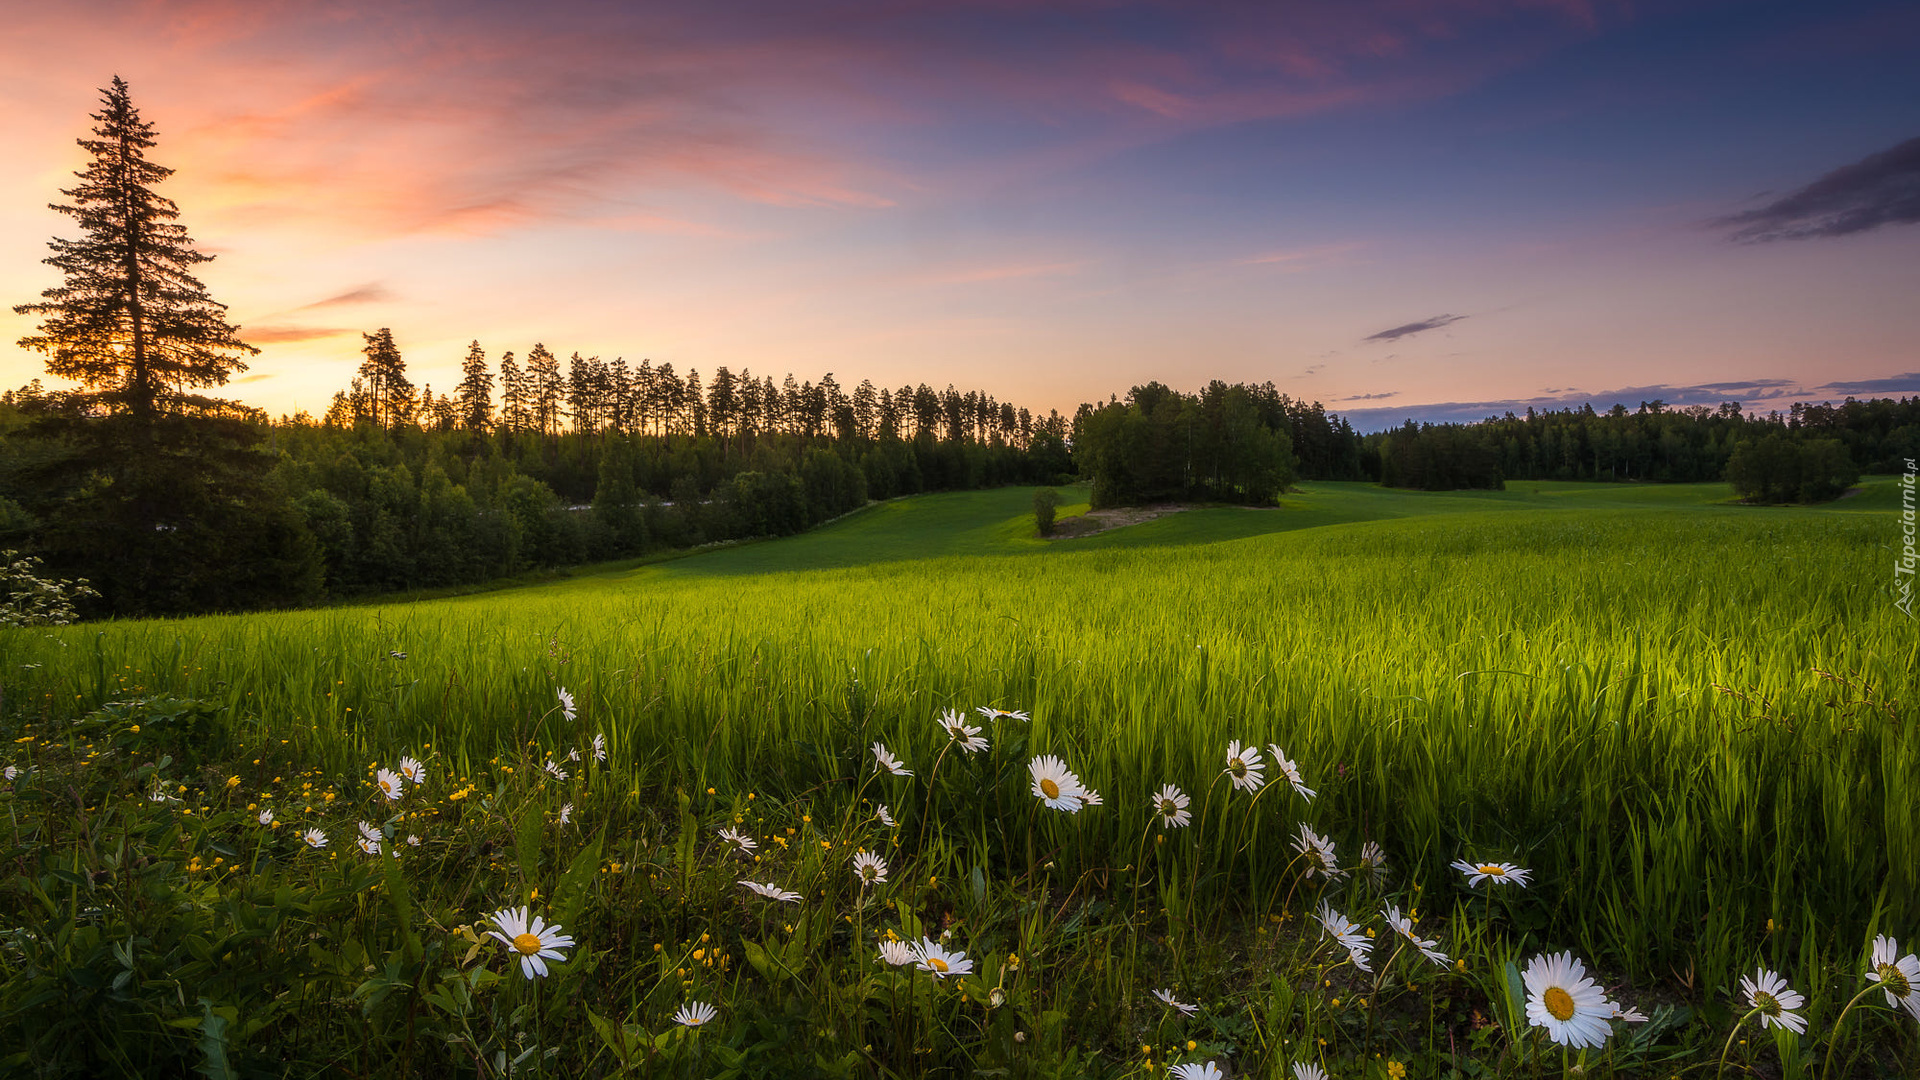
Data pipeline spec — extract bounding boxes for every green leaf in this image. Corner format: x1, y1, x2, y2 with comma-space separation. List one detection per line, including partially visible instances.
514, 801, 544, 899
195, 998, 236, 1080
553, 832, 604, 929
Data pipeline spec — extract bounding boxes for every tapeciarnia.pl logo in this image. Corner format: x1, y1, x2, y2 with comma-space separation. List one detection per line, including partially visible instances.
1898, 458, 1916, 618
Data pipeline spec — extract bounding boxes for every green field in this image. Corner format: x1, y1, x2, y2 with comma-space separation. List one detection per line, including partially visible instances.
3, 478, 1915, 1077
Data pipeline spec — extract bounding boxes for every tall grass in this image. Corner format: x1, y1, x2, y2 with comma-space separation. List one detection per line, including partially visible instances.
7, 503, 1909, 989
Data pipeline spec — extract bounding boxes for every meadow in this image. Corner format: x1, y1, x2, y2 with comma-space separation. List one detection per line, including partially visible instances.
1, 478, 1915, 1077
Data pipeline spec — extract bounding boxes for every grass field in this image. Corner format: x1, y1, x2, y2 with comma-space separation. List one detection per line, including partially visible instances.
3, 478, 1915, 1077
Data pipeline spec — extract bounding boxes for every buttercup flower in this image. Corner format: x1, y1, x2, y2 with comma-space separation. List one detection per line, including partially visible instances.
872, 742, 913, 777
1224, 740, 1266, 792
487, 906, 574, 979
1522, 951, 1613, 1048
1152, 988, 1199, 1017
1452, 858, 1532, 887
1149, 784, 1192, 828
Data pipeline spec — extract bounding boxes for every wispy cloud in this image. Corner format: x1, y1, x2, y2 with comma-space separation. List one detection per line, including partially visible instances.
296, 284, 392, 310
1714, 134, 1920, 242
1814, 372, 1920, 396
244, 325, 356, 344
1340, 390, 1399, 400
1337, 378, 1849, 431
1363, 314, 1466, 342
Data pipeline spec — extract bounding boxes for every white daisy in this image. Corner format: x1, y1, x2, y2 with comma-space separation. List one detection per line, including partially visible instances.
591, 733, 606, 762
1751, 968, 1804, 1037
1867, 935, 1920, 1020
1451, 858, 1532, 887
406, 834, 421, 846
302, 827, 328, 848
556, 687, 576, 721
1383, 903, 1450, 967
1358, 840, 1389, 884
567, 748, 581, 762
1224, 740, 1266, 792
543, 759, 568, 781
357, 834, 381, 856
936, 710, 989, 754
256, 808, 275, 826
487, 906, 574, 979
1078, 786, 1103, 807
1149, 784, 1192, 828
871, 742, 912, 777
1267, 744, 1316, 801
1293, 1065, 1328, 1080
912, 938, 973, 978
976, 706, 1030, 722
1292, 824, 1347, 881
1315, 903, 1374, 972
358, 820, 382, 844
1612, 1003, 1648, 1023
673, 1000, 717, 1027
852, 850, 889, 886
875, 804, 897, 827
1522, 951, 1613, 1049
877, 938, 917, 966
2, 765, 15, 780
1028, 755, 1088, 812
399, 756, 426, 785
1151, 988, 1198, 1017
738, 880, 803, 903
557, 803, 573, 825
718, 827, 757, 853
1171, 1063, 1224, 1080
376, 768, 405, 801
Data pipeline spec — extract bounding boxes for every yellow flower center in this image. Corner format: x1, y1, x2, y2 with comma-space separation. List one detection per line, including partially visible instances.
1481, 865, 1506, 877
1544, 986, 1576, 1022
926, 956, 949, 972
513, 932, 543, 956
1040, 779, 1060, 799
1229, 758, 1246, 777
1879, 963, 1912, 996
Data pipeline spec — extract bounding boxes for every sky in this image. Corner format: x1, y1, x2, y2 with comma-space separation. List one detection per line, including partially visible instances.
1, 0, 1917, 430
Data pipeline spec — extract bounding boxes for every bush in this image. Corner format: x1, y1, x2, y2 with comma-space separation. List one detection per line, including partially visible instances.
1725, 435, 1859, 504
1033, 488, 1060, 536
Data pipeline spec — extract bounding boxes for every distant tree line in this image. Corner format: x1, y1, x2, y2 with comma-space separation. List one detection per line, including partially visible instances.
1365, 398, 1913, 499
1068, 381, 1364, 508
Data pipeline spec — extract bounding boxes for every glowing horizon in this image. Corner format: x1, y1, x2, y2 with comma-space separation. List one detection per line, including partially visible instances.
3, 0, 1917, 431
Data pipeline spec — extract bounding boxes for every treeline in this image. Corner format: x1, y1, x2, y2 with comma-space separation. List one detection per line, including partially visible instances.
1069, 380, 1364, 507
0, 331, 1074, 612
1367, 398, 1918, 496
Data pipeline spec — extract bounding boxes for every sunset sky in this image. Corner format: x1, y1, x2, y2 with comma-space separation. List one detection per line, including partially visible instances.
2, 0, 1916, 429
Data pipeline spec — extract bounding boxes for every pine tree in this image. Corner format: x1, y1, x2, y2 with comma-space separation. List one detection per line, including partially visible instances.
14, 77, 258, 420
526, 343, 562, 436
356, 328, 413, 429
498, 351, 528, 435
456, 340, 493, 432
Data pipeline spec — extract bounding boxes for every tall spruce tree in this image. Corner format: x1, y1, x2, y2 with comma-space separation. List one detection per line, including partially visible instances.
14, 77, 258, 419
456, 340, 494, 431
356, 328, 413, 429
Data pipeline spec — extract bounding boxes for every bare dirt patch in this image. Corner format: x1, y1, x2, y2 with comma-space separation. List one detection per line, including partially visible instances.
1047, 503, 1189, 539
